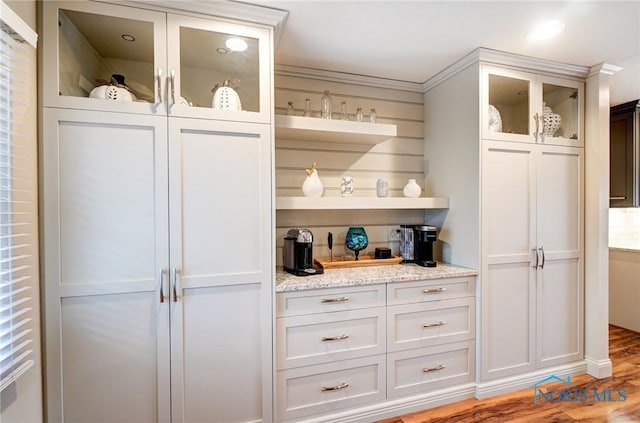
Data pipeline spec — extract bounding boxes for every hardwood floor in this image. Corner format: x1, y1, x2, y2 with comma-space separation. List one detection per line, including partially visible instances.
378, 325, 640, 422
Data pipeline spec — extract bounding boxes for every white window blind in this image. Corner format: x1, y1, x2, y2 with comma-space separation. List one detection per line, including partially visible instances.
0, 2, 38, 392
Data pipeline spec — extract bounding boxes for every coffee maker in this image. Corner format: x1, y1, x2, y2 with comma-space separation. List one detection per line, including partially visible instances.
283, 229, 322, 276
414, 225, 438, 267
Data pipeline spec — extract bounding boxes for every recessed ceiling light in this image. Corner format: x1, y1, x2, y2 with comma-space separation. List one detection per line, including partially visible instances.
217, 47, 229, 54
121, 34, 135, 42
526, 20, 565, 42
225, 37, 248, 52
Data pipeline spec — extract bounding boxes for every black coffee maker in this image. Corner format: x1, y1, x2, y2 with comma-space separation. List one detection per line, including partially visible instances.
283, 229, 323, 276
414, 225, 437, 267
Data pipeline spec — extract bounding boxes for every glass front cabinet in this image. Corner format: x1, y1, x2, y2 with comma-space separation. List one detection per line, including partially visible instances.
482, 65, 583, 147
42, 1, 271, 123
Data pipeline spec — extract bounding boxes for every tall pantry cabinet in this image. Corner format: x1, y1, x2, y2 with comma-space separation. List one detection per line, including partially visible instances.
424, 49, 586, 396
39, 1, 280, 422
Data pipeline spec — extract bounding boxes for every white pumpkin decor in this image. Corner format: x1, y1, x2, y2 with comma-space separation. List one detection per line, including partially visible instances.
89, 74, 136, 102
302, 162, 324, 197
211, 79, 242, 111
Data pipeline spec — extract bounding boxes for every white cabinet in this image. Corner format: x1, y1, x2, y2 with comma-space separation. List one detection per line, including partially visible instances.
482, 65, 583, 147
480, 140, 583, 381
42, 109, 273, 422
42, 1, 272, 123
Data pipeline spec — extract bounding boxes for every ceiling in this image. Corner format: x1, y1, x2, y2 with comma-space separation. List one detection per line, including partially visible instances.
253, 0, 640, 106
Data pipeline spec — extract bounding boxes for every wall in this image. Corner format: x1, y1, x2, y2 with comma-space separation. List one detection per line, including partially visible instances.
2, 2, 43, 423
274, 71, 433, 264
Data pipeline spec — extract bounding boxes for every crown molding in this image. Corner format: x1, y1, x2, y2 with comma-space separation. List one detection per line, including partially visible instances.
423, 47, 592, 92
588, 63, 623, 77
275, 64, 424, 93
128, 0, 288, 46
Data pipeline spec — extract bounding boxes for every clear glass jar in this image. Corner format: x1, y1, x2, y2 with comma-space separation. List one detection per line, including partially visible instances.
340, 101, 349, 120
287, 101, 295, 115
369, 108, 377, 123
356, 107, 364, 122
321, 90, 332, 119
304, 98, 312, 117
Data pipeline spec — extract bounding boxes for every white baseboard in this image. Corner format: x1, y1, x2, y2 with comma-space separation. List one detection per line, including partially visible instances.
585, 356, 613, 379
475, 361, 588, 399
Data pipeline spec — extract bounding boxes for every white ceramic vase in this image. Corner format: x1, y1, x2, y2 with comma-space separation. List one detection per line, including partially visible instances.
403, 179, 422, 198
302, 168, 324, 197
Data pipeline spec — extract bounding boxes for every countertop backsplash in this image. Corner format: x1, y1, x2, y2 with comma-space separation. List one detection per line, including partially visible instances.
609, 208, 640, 250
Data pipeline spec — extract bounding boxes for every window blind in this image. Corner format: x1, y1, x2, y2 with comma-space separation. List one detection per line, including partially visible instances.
0, 2, 38, 392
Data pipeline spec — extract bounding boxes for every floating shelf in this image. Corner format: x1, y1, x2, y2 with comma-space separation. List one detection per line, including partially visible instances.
275, 115, 397, 144
276, 197, 449, 210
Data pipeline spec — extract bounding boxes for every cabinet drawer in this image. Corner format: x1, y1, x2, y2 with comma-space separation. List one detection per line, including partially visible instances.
276, 284, 386, 317
388, 297, 475, 352
387, 277, 475, 305
387, 341, 474, 399
277, 308, 386, 369
276, 354, 386, 422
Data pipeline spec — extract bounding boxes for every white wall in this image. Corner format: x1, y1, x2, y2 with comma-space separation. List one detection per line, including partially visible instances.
274, 71, 435, 264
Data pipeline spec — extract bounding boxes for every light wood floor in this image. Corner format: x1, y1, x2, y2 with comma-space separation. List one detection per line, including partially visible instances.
378, 325, 640, 422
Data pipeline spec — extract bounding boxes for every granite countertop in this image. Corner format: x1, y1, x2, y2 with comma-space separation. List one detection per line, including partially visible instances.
275, 262, 478, 292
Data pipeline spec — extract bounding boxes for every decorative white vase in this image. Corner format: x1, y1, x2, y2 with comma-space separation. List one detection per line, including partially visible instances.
403, 179, 422, 198
302, 163, 324, 197
542, 102, 561, 136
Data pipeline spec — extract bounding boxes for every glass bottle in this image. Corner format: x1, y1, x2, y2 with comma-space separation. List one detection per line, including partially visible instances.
321, 90, 332, 119
287, 101, 295, 116
304, 98, 312, 117
340, 101, 349, 120
369, 108, 377, 123
356, 107, 364, 122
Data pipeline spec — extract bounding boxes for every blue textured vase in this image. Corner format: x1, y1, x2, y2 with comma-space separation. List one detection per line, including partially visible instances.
345, 227, 369, 261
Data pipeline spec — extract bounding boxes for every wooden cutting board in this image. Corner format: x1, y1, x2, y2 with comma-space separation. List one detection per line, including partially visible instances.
314, 255, 403, 269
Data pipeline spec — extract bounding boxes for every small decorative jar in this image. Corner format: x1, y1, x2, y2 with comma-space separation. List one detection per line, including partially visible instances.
304, 98, 313, 117
356, 107, 364, 122
376, 178, 388, 197
340, 176, 354, 196
542, 102, 562, 136
321, 90, 332, 119
369, 108, 377, 123
403, 179, 422, 198
302, 162, 324, 197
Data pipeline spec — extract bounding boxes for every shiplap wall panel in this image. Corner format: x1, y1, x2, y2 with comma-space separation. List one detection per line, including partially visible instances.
275, 72, 427, 266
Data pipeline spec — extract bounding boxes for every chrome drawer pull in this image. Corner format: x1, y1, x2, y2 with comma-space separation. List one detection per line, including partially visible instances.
321, 382, 349, 392
423, 364, 445, 373
322, 334, 349, 342
321, 296, 349, 303
423, 287, 446, 294
423, 320, 446, 328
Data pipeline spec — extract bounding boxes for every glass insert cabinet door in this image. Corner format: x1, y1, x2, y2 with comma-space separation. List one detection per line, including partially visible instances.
42, 1, 168, 115
166, 14, 271, 123
483, 66, 583, 146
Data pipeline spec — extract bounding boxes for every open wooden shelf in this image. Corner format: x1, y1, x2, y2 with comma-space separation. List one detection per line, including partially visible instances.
275, 196, 449, 210
275, 115, 397, 144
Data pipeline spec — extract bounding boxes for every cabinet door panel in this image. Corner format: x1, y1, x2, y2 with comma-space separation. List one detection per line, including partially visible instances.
43, 109, 170, 422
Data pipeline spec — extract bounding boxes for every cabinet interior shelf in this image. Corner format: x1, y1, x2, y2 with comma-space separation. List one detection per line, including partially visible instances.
275, 115, 397, 144
276, 197, 449, 210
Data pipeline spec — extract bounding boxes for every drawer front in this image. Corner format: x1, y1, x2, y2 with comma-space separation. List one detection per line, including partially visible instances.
276, 284, 386, 317
277, 308, 386, 369
276, 354, 386, 422
387, 277, 475, 305
388, 297, 475, 352
387, 341, 474, 399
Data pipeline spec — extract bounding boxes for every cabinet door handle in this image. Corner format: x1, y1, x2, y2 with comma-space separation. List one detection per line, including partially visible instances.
423, 364, 445, 373
610, 196, 626, 200
423, 287, 446, 294
172, 267, 180, 302
322, 334, 349, 342
156, 68, 163, 104
532, 248, 539, 269
423, 320, 446, 328
321, 296, 349, 303
538, 246, 545, 269
170, 69, 176, 105
159, 268, 166, 303
321, 382, 349, 392
533, 113, 540, 142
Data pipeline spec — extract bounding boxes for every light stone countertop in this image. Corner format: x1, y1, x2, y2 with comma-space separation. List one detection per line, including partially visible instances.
275, 262, 478, 292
